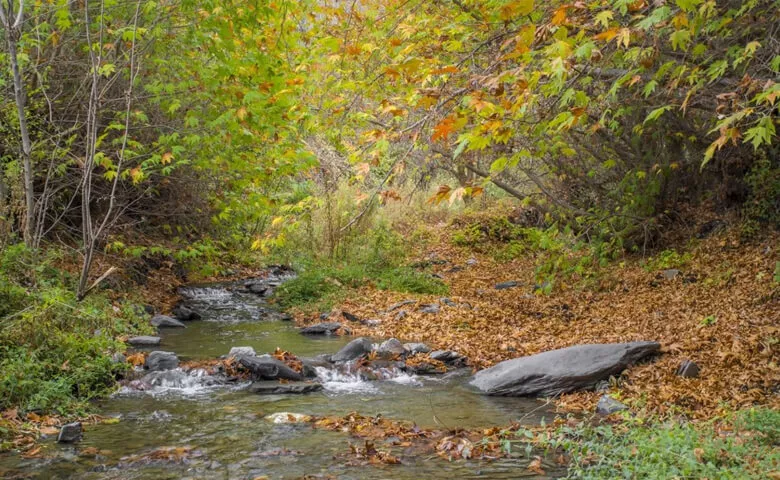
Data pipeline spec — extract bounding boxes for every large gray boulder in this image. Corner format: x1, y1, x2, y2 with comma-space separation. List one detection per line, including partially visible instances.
331, 337, 373, 362
144, 351, 179, 371
238, 355, 303, 381
470, 342, 660, 397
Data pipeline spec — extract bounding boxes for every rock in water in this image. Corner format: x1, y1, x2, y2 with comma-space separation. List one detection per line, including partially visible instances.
299, 322, 342, 335
596, 395, 628, 415
151, 315, 186, 328
470, 342, 660, 397
127, 336, 161, 346
144, 351, 179, 371
228, 346, 256, 358
249, 381, 323, 395
172, 305, 201, 321
57, 422, 82, 443
264, 412, 312, 424
331, 337, 373, 362
238, 355, 303, 381
376, 338, 407, 358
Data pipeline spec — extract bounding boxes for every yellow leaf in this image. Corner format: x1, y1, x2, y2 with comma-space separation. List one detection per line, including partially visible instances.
236, 106, 248, 121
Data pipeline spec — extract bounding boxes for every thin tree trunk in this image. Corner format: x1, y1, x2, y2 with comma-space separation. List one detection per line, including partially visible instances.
1, 0, 35, 247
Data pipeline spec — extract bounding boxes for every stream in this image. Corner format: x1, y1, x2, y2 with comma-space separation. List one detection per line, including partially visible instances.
0, 273, 563, 479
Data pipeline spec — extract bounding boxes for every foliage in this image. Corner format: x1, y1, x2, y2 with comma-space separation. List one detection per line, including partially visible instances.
741, 154, 780, 239
543, 409, 780, 479
642, 248, 692, 272
0, 245, 146, 419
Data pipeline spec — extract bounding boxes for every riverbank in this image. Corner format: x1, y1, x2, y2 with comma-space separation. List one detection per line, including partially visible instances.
292, 221, 778, 420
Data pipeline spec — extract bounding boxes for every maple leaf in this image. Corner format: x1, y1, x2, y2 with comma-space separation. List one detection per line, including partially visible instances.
432, 116, 457, 142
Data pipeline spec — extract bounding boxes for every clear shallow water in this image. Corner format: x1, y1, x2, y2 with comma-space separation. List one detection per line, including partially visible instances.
0, 280, 563, 479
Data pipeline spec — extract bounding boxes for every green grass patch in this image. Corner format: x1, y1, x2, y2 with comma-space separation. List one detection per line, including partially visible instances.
542, 409, 779, 479
273, 262, 447, 312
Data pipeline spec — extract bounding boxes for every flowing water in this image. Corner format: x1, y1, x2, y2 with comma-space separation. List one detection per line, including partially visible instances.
0, 276, 563, 479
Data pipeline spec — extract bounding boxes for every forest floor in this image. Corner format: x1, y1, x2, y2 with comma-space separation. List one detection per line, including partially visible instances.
295, 222, 779, 421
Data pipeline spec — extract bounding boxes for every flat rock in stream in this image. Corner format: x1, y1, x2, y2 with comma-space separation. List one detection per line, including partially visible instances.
238, 355, 303, 381
470, 342, 661, 397
127, 336, 161, 346
299, 322, 342, 335
249, 381, 323, 395
151, 315, 186, 328
331, 337, 373, 362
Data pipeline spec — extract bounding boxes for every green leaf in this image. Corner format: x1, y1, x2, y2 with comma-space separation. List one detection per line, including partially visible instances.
643, 106, 673, 125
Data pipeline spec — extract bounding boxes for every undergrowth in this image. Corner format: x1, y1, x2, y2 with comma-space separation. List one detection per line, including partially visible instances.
0, 244, 148, 441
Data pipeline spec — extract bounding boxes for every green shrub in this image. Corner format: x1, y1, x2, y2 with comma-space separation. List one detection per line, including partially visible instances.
741, 155, 780, 239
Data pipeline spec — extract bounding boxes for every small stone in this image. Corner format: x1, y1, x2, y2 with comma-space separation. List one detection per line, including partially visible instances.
596, 395, 628, 415
430, 350, 462, 363
465, 258, 478, 266
419, 304, 440, 314
495, 281, 519, 290
440, 297, 457, 307
446, 266, 464, 273
403, 343, 431, 355
395, 310, 408, 320
341, 311, 361, 323
57, 422, 83, 443
377, 338, 407, 357
264, 412, 312, 424
386, 300, 415, 312
228, 346, 256, 358
144, 351, 179, 371
319, 312, 330, 320
111, 352, 126, 364
662, 269, 681, 280
127, 336, 160, 346
299, 322, 342, 335
365, 319, 382, 327
151, 315, 186, 328
676, 359, 700, 378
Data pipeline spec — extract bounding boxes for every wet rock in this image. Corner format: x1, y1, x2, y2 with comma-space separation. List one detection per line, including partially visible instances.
376, 338, 407, 358
57, 422, 83, 443
144, 351, 179, 371
419, 304, 440, 314
341, 311, 361, 323
239, 355, 303, 381
470, 342, 660, 397
299, 322, 342, 335
404, 343, 431, 355
248, 381, 323, 395
406, 361, 443, 375
495, 281, 519, 290
440, 297, 457, 307
127, 335, 161, 346
386, 300, 415, 312
172, 305, 201, 321
228, 346, 256, 358
151, 315, 186, 328
300, 356, 332, 378
331, 337, 373, 362
676, 359, 700, 378
247, 283, 268, 295
662, 269, 681, 280
596, 395, 628, 415
264, 412, 312, 424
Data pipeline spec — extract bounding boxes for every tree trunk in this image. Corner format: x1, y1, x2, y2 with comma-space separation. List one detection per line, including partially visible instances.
1, 2, 36, 247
